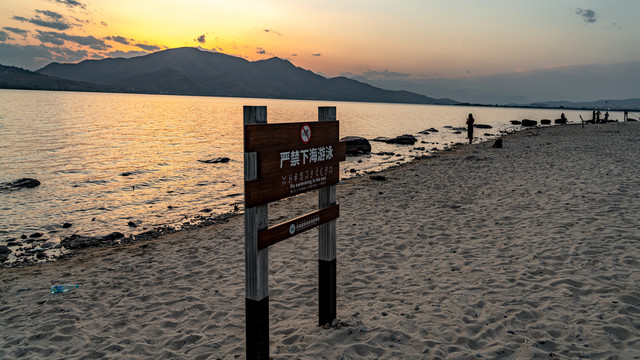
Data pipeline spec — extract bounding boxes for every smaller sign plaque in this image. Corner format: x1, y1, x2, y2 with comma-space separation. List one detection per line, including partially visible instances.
258, 204, 340, 249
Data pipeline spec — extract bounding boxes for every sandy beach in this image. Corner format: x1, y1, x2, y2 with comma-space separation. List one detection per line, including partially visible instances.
1, 122, 639, 359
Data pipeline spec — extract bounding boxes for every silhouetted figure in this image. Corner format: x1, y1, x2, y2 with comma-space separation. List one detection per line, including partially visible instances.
596, 110, 601, 123
466, 113, 475, 144
561, 113, 567, 122
592, 110, 596, 122
604, 111, 609, 121
624, 111, 628, 122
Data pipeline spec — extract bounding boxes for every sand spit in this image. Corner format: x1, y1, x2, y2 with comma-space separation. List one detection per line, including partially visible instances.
1, 122, 639, 359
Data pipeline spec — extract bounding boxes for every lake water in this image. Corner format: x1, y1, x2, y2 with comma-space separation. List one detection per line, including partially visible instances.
0, 89, 620, 264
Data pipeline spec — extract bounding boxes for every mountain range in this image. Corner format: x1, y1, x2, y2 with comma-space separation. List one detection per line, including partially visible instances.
1, 47, 639, 110
32, 47, 457, 105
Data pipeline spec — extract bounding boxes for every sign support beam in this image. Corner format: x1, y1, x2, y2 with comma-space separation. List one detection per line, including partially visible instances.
318, 106, 337, 327
244, 106, 269, 359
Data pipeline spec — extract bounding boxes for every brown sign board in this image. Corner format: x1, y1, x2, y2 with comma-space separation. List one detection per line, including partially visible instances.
244, 122, 346, 208
258, 204, 340, 249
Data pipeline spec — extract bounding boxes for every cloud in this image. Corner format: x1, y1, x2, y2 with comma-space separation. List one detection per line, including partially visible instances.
0, 43, 54, 69
106, 49, 150, 59
196, 34, 206, 43
0, 31, 7, 42
50, 46, 88, 61
35, 30, 109, 50
576, 8, 597, 24
291, 53, 297, 57
135, 43, 161, 51
52, 0, 87, 9
256, 47, 266, 54
312, 53, 322, 57
4, 27, 29, 36
106, 35, 130, 45
12, 11, 71, 31
35, 31, 65, 45
363, 69, 411, 80
263, 29, 281, 36
101, 21, 108, 27
0, 43, 90, 69
36, 10, 63, 20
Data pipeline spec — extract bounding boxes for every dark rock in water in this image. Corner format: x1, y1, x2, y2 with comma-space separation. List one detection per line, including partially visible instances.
474, 124, 493, 129
521, 119, 537, 127
341, 136, 371, 155
419, 128, 438, 134
127, 221, 137, 228
540, 119, 552, 125
453, 131, 462, 134
61, 232, 124, 250
493, 138, 503, 148
120, 171, 134, 176
201, 208, 212, 213
103, 232, 125, 241
1, 178, 41, 191
386, 134, 418, 145
41, 241, 58, 249
370, 175, 387, 181
0, 253, 8, 262
375, 151, 395, 156
372, 136, 390, 142
7, 241, 22, 247
29, 232, 44, 238
0, 245, 11, 254
62, 222, 73, 229
510, 120, 521, 125
554, 118, 567, 124
198, 157, 230, 164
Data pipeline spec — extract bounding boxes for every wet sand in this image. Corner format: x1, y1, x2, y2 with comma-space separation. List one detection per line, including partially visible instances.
1, 122, 639, 359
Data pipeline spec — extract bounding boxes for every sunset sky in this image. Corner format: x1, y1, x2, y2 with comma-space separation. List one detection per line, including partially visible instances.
1, 0, 640, 100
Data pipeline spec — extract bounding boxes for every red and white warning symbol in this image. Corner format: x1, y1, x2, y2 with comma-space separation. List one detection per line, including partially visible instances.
300, 123, 311, 144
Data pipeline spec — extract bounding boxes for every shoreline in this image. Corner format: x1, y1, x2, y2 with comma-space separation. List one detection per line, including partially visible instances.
1, 123, 524, 268
2, 122, 639, 358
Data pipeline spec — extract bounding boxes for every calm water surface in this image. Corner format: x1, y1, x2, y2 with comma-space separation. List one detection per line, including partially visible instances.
0, 90, 618, 263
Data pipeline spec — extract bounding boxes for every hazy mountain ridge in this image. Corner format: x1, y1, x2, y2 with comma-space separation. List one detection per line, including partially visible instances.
526, 98, 640, 111
35, 47, 458, 105
0, 63, 115, 92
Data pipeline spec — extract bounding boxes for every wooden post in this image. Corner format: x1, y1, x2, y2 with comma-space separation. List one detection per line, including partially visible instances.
317, 106, 337, 326
244, 106, 269, 359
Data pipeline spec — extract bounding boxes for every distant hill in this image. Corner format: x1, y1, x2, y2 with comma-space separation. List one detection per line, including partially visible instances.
36, 47, 458, 105
527, 98, 640, 111
0, 64, 113, 92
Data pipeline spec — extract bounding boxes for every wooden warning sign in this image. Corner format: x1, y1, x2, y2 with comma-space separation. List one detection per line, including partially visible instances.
243, 106, 344, 359
244, 122, 346, 208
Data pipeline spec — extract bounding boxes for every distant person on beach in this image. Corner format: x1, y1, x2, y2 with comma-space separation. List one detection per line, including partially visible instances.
466, 114, 475, 144
604, 111, 609, 121
596, 110, 601, 123
560, 113, 567, 122
624, 111, 628, 122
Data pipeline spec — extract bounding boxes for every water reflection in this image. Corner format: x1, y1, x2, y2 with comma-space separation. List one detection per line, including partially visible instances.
0, 90, 619, 263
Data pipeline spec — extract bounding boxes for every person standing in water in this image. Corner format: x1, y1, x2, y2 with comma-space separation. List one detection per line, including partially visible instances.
466, 113, 475, 144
